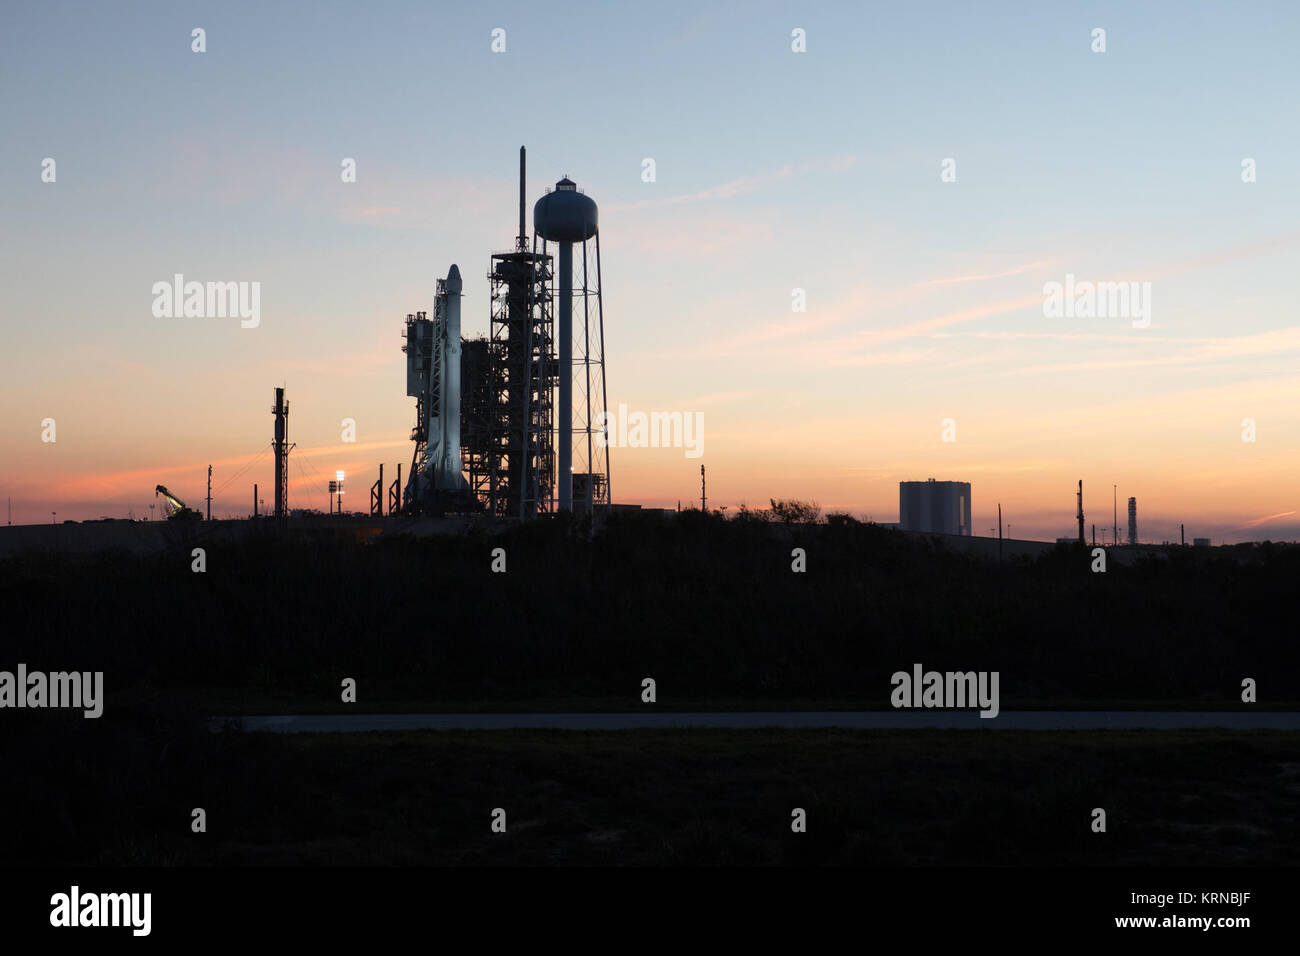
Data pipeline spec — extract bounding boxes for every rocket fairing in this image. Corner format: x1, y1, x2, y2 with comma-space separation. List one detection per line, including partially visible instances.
401, 262, 471, 509
428, 266, 468, 493
434, 265, 468, 492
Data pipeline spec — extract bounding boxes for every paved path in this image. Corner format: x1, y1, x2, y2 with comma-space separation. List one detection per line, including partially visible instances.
211, 711, 1300, 733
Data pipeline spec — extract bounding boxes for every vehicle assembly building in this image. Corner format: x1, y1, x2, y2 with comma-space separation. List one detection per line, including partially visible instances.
899, 479, 972, 536
402, 147, 611, 518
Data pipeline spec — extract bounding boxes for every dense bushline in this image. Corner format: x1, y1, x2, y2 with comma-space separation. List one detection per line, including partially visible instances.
3, 512, 1296, 705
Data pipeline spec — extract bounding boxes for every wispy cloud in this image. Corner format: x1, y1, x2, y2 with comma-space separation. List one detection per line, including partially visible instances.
49, 437, 409, 500
918, 259, 1057, 287
1241, 510, 1298, 529
1140, 232, 1300, 282
678, 389, 754, 405
807, 235, 1300, 366
690, 256, 1054, 358
822, 347, 938, 368
607, 155, 860, 212
816, 293, 1045, 355
340, 205, 403, 225
294, 438, 409, 461
610, 214, 776, 258
1010, 326, 1300, 375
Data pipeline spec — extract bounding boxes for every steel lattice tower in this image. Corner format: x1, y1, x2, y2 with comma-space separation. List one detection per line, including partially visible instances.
485, 147, 556, 518
272, 386, 290, 519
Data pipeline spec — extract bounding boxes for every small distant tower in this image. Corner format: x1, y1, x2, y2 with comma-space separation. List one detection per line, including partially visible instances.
272, 387, 290, 519
1128, 497, 1137, 546
1076, 480, 1084, 545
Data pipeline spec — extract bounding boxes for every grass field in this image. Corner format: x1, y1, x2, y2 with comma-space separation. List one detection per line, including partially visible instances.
4, 720, 1295, 866
6, 517, 1298, 867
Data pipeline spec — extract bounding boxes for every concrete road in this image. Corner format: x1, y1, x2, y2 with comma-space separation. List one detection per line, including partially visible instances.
211, 711, 1300, 733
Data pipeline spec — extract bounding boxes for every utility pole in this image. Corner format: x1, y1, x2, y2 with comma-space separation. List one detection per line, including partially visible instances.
1076, 480, 1084, 545
1112, 484, 1117, 547
254, 483, 259, 518
1091, 523, 1096, 547
700, 465, 706, 512
207, 464, 213, 521
997, 502, 1003, 562
1181, 523, 1185, 546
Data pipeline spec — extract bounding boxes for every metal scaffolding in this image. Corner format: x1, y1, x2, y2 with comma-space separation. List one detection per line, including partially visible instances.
486, 244, 554, 517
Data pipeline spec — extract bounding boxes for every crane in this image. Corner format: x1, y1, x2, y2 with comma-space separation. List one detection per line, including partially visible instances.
155, 484, 203, 521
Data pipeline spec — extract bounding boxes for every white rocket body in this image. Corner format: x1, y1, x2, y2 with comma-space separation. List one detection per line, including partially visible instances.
429, 264, 469, 493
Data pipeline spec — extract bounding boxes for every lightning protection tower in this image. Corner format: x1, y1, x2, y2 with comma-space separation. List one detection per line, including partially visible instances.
486, 147, 556, 517
272, 387, 291, 520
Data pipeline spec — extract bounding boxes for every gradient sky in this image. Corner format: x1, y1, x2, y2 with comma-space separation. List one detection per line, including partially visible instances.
2, 0, 1298, 542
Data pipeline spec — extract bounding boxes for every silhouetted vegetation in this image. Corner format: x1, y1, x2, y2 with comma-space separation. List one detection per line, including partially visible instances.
5, 514, 1298, 866
1, 717, 1294, 865
3, 510, 1297, 707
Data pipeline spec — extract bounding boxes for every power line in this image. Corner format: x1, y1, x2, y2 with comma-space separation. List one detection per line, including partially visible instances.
212, 443, 273, 497
292, 456, 329, 501
295, 454, 335, 496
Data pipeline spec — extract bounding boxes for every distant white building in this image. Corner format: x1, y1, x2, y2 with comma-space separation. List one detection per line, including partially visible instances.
899, 479, 971, 536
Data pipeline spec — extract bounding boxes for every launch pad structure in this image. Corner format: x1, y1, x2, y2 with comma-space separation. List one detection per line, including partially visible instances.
486, 146, 556, 517
402, 146, 610, 519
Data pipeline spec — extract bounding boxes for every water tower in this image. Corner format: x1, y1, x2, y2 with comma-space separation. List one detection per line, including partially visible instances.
534, 175, 610, 514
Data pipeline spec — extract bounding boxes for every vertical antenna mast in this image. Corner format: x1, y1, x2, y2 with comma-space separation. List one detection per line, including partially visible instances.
518, 146, 527, 250
273, 387, 291, 521
1076, 480, 1084, 545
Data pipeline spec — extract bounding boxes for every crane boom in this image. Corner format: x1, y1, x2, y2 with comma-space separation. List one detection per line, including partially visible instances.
155, 484, 202, 520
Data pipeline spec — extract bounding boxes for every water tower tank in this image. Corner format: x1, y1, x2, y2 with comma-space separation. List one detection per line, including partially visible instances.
533, 178, 598, 242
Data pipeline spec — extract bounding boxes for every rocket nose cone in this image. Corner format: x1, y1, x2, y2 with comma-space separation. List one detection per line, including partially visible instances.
446, 264, 463, 294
